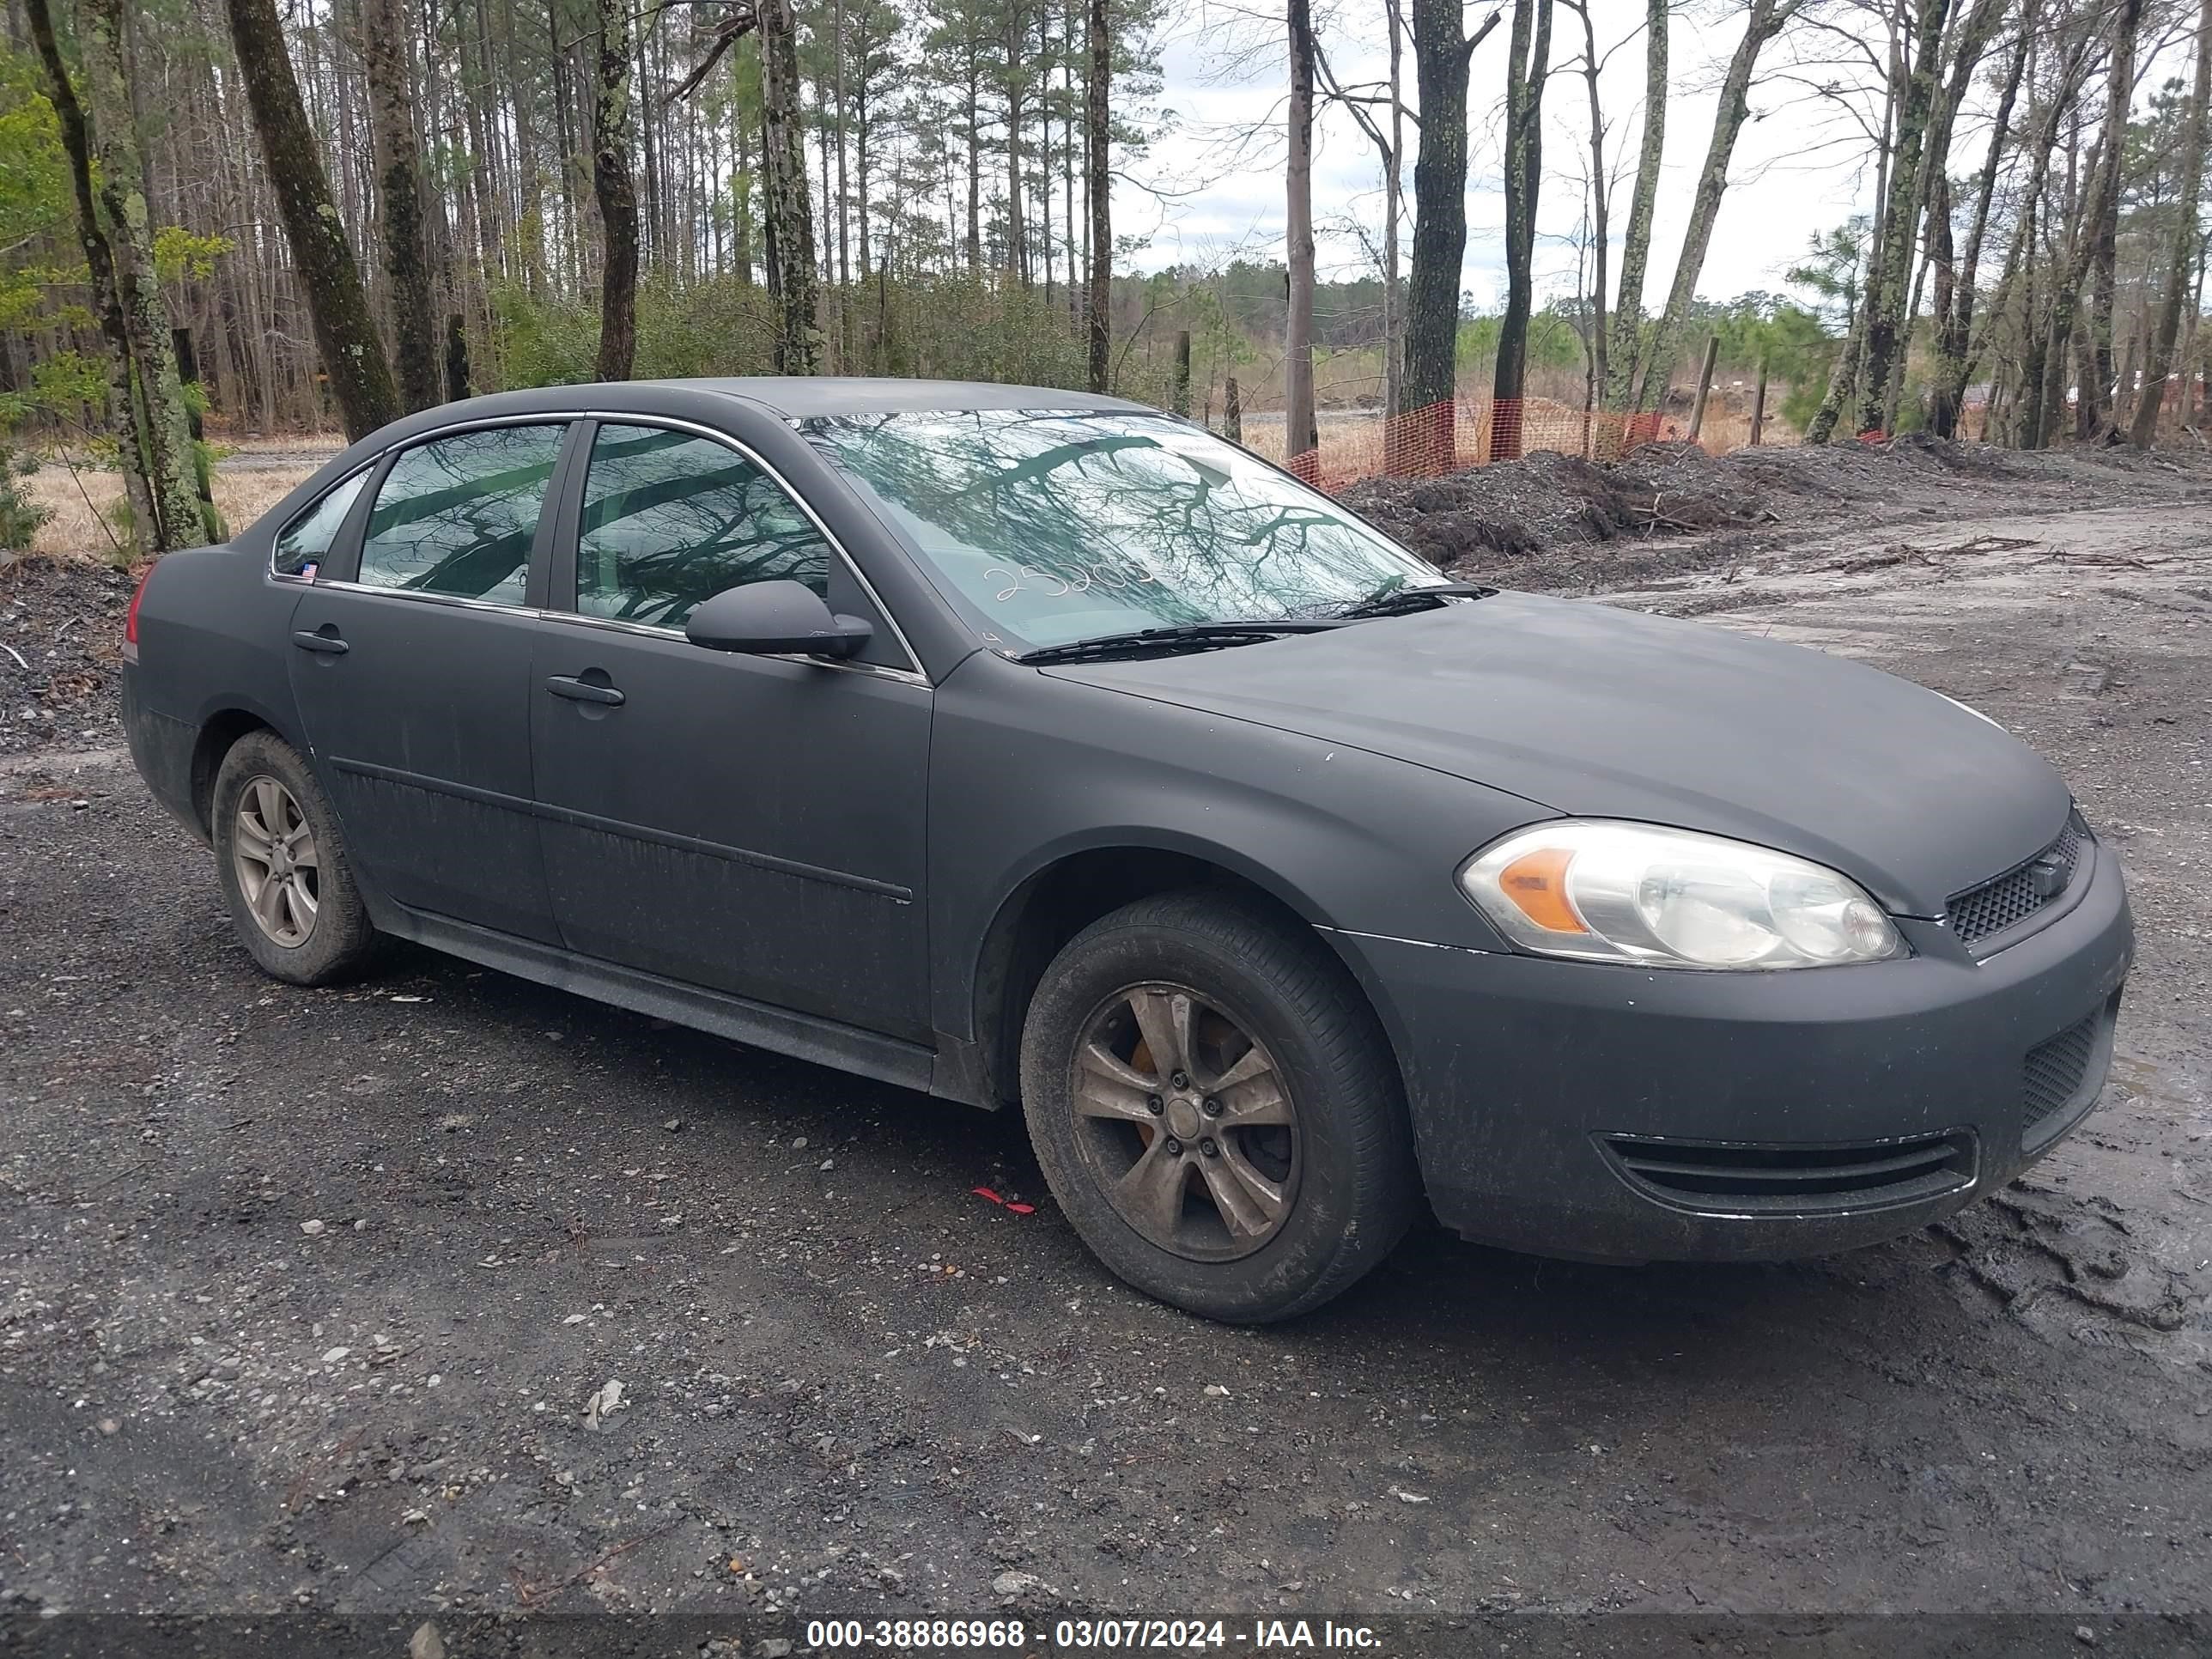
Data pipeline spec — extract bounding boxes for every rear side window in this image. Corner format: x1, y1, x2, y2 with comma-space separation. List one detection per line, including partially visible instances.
358, 424, 565, 604
272, 469, 368, 577
574, 423, 831, 629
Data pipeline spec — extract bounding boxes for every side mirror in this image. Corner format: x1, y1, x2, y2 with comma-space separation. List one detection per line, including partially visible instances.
684, 580, 873, 659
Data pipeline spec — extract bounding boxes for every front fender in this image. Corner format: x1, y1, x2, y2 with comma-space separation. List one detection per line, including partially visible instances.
927, 652, 1547, 1042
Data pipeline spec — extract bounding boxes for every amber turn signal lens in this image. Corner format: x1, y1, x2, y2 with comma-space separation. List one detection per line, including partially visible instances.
1498, 846, 1588, 934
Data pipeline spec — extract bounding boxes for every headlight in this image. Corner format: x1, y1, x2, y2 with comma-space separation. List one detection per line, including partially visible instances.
1460, 820, 1906, 969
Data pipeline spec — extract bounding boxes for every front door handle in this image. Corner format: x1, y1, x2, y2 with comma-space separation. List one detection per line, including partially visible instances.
544, 675, 625, 707
291, 629, 349, 655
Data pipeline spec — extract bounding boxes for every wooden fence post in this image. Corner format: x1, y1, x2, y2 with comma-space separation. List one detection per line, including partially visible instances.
1174, 331, 1192, 417
1686, 333, 1721, 442
1748, 354, 1769, 447
1224, 376, 1242, 443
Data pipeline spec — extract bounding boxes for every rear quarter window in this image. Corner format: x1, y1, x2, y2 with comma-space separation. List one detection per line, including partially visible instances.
272, 469, 369, 578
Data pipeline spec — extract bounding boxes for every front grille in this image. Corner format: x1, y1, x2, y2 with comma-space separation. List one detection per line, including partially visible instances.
1601, 1132, 1975, 1215
2021, 990, 2119, 1149
1948, 816, 2087, 950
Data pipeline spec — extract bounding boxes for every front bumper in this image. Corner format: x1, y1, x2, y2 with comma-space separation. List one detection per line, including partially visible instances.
1333, 840, 2134, 1263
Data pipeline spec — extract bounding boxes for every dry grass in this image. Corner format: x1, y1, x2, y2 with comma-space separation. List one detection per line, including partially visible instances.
21, 459, 322, 561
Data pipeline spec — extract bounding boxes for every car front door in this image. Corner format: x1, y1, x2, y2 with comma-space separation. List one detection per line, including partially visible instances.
529, 420, 933, 1041
287, 420, 572, 944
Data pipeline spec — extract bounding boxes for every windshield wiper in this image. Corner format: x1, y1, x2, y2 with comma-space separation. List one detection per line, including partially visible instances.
1331, 580, 1498, 620
1013, 620, 1340, 666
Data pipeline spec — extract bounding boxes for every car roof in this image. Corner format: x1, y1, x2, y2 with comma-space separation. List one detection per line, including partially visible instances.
417, 377, 1160, 422
684, 377, 1158, 419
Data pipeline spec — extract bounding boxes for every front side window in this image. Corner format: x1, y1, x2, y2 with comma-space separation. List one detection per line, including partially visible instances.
803, 410, 1438, 650
357, 424, 566, 604
272, 468, 368, 577
574, 424, 832, 629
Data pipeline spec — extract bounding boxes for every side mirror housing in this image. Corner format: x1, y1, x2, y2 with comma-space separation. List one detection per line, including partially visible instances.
684, 580, 873, 659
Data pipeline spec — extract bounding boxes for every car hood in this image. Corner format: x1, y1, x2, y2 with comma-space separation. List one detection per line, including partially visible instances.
1041, 591, 2072, 916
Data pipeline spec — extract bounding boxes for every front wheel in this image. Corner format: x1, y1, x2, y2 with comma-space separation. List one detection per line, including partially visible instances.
1018, 890, 1419, 1322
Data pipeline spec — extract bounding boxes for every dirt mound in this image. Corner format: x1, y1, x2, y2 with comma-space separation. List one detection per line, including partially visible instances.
1340, 444, 1770, 567
0, 553, 134, 760
1342, 432, 2212, 582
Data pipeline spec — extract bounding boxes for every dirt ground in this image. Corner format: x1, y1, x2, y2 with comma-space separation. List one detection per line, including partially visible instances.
3, 437, 2210, 1651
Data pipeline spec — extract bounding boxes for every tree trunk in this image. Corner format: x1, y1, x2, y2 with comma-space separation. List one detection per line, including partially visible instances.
1491, 0, 1551, 461
1853, 0, 1949, 436
1406, 0, 1498, 416
1929, 0, 2033, 438
762, 0, 821, 371
1285, 0, 1319, 469
1632, 0, 1796, 413
362, 0, 441, 409
592, 0, 639, 380
1602, 0, 1666, 414
81, 0, 209, 550
22, 0, 155, 546
224, 0, 398, 439
1085, 0, 1109, 392
1382, 0, 1407, 422
1568, 0, 1607, 415
2028, 0, 2140, 446
2129, 0, 2210, 447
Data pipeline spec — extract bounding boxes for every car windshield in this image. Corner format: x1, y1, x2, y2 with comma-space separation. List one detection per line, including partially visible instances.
802, 409, 1443, 650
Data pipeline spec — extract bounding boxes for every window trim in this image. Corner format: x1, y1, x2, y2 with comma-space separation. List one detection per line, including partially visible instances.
544, 413, 925, 684
268, 415, 580, 601
267, 463, 374, 582
344, 418, 574, 609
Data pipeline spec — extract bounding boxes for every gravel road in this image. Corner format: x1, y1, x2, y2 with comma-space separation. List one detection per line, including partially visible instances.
2, 446, 2209, 1648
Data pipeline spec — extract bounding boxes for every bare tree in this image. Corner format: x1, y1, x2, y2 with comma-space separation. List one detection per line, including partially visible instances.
223, 0, 399, 439
763, 0, 823, 370
22, 0, 154, 543
1085, 0, 1110, 392
1406, 0, 1503, 417
81, 0, 209, 548
1928, 0, 2037, 437
2026, 0, 2141, 446
594, 0, 641, 379
2130, 0, 2210, 446
1853, 0, 1953, 435
1603, 0, 1667, 415
362, 0, 442, 408
1491, 0, 1553, 460
1633, 0, 1801, 414
1285, 0, 1319, 466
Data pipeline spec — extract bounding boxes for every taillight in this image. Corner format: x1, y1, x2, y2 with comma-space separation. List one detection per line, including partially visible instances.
123, 565, 150, 663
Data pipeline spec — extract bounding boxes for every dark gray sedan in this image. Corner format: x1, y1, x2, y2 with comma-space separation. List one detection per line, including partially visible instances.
121, 379, 2133, 1322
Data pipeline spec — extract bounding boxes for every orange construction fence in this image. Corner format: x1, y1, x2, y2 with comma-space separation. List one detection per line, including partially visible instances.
1260, 393, 2018, 493
1271, 398, 1688, 493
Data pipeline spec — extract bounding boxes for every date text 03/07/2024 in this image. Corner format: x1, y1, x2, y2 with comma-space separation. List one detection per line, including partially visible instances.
802, 1618, 1387, 1651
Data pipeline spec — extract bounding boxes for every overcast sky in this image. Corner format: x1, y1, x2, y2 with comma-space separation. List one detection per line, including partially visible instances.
1113, 0, 1901, 313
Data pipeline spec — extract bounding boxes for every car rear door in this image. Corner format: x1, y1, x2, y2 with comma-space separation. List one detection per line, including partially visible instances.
287, 419, 573, 943
528, 419, 933, 1041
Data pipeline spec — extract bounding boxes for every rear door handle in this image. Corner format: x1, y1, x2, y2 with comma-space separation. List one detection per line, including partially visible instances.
544, 675, 624, 707
291, 629, 349, 655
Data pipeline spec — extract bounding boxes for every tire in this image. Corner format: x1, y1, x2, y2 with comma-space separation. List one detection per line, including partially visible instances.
210, 730, 380, 986
1018, 889, 1419, 1322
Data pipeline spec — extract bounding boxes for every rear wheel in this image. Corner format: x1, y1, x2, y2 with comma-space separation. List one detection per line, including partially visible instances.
211, 731, 379, 985
1018, 890, 1418, 1322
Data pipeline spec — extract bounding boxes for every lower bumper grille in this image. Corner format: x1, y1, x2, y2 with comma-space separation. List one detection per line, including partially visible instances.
2021, 990, 2120, 1151
1601, 1132, 1976, 1216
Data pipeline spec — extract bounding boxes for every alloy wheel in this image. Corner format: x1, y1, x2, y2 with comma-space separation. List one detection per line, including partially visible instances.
232, 775, 320, 948
1066, 981, 1301, 1261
